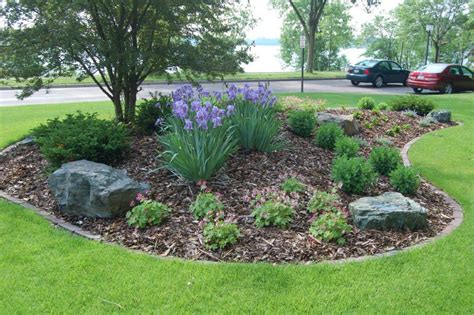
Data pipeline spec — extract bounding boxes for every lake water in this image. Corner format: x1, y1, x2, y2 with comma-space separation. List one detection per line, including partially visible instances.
243, 45, 366, 72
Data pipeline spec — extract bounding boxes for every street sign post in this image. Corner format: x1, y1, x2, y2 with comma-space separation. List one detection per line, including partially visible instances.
300, 34, 305, 93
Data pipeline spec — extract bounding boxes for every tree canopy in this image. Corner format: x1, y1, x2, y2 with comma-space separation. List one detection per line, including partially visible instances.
358, 0, 472, 68
0, 0, 253, 123
278, 1, 353, 71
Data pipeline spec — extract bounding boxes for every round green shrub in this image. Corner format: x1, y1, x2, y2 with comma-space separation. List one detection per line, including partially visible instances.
334, 136, 360, 158
203, 222, 240, 250
389, 166, 421, 195
389, 95, 435, 116
315, 123, 344, 150
369, 146, 402, 176
135, 93, 172, 135
287, 109, 316, 137
357, 97, 376, 110
331, 156, 378, 194
377, 102, 388, 110
252, 201, 294, 228
32, 112, 130, 168
190, 193, 224, 219
309, 211, 352, 245
126, 200, 171, 228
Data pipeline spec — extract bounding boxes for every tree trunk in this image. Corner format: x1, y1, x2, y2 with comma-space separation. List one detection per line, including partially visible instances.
123, 86, 138, 124
112, 93, 124, 122
307, 31, 316, 73
434, 42, 441, 63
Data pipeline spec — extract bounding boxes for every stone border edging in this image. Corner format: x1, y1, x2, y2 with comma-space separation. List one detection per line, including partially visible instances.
0, 133, 464, 265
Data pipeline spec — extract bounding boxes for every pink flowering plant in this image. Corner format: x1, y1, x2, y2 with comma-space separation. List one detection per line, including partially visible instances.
126, 193, 171, 229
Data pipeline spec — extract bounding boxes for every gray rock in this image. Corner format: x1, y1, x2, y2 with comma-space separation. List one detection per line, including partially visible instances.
48, 160, 149, 218
349, 192, 427, 231
427, 110, 451, 123
316, 112, 360, 136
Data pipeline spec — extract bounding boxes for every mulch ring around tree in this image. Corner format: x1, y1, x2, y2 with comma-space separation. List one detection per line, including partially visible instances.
0, 109, 457, 263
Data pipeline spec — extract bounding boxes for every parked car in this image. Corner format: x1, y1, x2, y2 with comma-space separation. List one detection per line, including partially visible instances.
407, 64, 474, 94
346, 59, 410, 88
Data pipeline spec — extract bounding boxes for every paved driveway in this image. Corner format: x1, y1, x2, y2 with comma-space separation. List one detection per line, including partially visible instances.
0, 79, 412, 106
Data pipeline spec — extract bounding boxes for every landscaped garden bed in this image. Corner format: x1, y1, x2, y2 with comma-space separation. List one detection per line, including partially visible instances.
0, 87, 457, 263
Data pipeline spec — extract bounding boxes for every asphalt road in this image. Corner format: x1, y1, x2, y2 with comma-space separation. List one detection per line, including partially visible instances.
0, 79, 413, 106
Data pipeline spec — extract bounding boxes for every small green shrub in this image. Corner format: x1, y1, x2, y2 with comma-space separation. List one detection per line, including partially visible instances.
331, 157, 378, 194
203, 222, 240, 250
309, 211, 352, 245
287, 109, 316, 137
377, 102, 388, 110
252, 201, 294, 228
32, 112, 130, 168
357, 97, 376, 110
334, 136, 360, 158
281, 178, 306, 193
126, 200, 171, 228
307, 190, 339, 213
389, 166, 421, 195
315, 123, 344, 150
369, 146, 402, 176
389, 96, 435, 116
135, 92, 172, 135
189, 193, 224, 219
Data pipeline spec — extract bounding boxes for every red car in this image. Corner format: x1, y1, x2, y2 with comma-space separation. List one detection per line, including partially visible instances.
407, 63, 474, 94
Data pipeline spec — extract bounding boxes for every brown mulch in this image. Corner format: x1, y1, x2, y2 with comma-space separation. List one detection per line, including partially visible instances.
0, 110, 457, 263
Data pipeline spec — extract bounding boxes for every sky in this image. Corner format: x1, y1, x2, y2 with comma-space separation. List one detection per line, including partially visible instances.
247, 0, 404, 40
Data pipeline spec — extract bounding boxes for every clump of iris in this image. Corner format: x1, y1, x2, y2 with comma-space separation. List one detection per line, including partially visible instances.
168, 84, 235, 131
225, 83, 277, 107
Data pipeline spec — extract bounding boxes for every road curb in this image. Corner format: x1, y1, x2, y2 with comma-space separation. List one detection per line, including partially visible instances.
0, 131, 464, 265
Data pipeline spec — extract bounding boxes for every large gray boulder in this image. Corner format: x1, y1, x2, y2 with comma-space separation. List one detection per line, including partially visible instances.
48, 160, 149, 218
316, 112, 360, 136
349, 192, 427, 231
427, 110, 451, 123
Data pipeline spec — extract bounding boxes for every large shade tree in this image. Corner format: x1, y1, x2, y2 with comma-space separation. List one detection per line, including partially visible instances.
279, 1, 352, 71
0, 0, 253, 123
271, 0, 378, 72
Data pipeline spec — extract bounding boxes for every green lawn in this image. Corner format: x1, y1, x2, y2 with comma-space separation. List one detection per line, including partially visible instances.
1, 71, 344, 88
1, 93, 473, 313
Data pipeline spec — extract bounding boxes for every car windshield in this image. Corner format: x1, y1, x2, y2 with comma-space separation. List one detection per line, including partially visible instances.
355, 60, 379, 67
417, 64, 447, 73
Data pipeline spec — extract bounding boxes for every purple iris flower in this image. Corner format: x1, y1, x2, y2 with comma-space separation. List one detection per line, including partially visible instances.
226, 104, 235, 116
184, 119, 193, 130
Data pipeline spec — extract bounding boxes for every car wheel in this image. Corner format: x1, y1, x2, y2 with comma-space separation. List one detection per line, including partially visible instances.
413, 88, 423, 94
403, 80, 408, 87
440, 83, 453, 94
373, 76, 384, 88
351, 80, 360, 86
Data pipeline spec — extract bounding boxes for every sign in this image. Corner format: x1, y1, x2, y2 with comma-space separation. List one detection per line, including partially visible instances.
300, 35, 305, 49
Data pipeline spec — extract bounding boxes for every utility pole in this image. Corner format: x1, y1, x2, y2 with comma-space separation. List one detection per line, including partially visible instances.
300, 33, 305, 93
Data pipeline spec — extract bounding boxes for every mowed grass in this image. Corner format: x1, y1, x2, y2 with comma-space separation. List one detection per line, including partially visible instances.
1, 93, 473, 313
